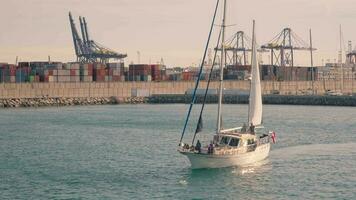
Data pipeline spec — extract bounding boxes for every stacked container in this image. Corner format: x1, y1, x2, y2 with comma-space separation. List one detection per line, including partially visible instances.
93, 63, 107, 82
80, 63, 93, 82
16, 67, 30, 83
260, 65, 318, 81
67, 63, 80, 82
129, 64, 152, 81
107, 62, 125, 82
182, 71, 197, 81
0, 64, 17, 83
151, 64, 162, 81
168, 73, 182, 81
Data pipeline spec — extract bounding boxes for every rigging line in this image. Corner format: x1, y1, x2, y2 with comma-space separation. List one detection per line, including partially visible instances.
179, 0, 221, 145
191, 28, 222, 146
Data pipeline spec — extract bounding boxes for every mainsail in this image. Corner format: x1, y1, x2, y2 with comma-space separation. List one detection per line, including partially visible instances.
248, 21, 263, 126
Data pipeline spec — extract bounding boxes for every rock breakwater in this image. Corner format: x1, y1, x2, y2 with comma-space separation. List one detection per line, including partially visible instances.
1, 94, 355, 108
0, 97, 117, 108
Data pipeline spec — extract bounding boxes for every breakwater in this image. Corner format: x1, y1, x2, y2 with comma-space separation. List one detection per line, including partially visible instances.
0, 94, 355, 108
147, 94, 356, 106
0, 97, 117, 108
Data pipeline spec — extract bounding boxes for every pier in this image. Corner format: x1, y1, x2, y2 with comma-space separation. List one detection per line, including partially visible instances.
0, 80, 355, 99
0, 80, 355, 108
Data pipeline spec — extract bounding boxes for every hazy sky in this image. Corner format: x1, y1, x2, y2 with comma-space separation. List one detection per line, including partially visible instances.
1, 0, 356, 67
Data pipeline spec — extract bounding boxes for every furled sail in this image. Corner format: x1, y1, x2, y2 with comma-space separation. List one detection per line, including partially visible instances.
248, 21, 263, 126
195, 116, 203, 134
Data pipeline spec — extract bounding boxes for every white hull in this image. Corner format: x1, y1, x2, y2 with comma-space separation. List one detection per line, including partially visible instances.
181, 143, 270, 169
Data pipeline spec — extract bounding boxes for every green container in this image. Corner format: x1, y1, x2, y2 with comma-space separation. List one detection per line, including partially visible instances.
29, 75, 35, 82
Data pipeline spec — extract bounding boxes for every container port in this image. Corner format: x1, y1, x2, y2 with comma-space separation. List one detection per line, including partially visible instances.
0, 12, 355, 104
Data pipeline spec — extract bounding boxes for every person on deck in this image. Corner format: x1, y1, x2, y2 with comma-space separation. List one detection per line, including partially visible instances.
208, 142, 214, 154
250, 123, 255, 134
241, 123, 247, 132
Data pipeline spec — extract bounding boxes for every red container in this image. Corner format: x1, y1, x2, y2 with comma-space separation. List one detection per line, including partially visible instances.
70, 69, 76, 76
112, 75, 121, 81
182, 71, 195, 81
129, 64, 152, 77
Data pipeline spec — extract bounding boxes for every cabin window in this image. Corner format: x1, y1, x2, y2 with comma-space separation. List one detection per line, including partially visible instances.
247, 139, 255, 145
220, 137, 230, 145
229, 138, 239, 147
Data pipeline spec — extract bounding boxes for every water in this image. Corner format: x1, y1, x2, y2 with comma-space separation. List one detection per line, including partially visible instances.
0, 104, 355, 199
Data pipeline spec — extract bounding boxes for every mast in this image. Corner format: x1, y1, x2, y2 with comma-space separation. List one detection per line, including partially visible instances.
217, 0, 227, 133
339, 25, 344, 94
310, 29, 314, 94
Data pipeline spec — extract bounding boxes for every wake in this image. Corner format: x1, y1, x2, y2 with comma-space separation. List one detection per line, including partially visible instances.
270, 142, 356, 160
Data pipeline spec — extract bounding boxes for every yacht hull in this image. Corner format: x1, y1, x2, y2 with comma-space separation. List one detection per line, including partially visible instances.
181, 143, 270, 169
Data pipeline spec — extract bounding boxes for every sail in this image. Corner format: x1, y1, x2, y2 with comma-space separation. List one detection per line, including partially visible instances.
195, 116, 203, 134
248, 21, 263, 126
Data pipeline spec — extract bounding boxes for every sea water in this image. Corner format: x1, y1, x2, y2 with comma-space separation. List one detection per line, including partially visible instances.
0, 104, 355, 199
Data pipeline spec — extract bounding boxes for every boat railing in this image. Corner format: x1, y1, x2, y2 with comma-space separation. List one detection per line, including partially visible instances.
213, 146, 247, 155
258, 134, 270, 145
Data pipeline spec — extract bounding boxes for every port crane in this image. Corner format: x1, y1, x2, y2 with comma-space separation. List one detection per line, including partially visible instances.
215, 31, 266, 66
346, 41, 356, 65
261, 28, 316, 68
69, 12, 127, 63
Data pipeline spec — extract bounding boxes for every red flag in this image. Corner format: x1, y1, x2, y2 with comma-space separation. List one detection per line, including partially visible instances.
271, 132, 276, 144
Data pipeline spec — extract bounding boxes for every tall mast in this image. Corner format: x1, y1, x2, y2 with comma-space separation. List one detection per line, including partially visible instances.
339, 24, 344, 93
310, 29, 314, 95
217, 0, 227, 133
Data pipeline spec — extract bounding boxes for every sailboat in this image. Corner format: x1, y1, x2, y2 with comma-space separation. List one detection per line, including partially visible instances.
178, 0, 276, 169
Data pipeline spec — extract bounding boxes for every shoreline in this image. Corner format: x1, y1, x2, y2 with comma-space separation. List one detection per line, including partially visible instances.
0, 94, 355, 108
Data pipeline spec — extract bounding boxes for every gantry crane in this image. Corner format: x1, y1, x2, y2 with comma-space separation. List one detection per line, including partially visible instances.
216, 31, 266, 66
69, 12, 127, 63
261, 28, 316, 67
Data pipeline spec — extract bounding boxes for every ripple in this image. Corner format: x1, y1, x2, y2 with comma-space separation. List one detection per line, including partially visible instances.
0, 105, 356, 199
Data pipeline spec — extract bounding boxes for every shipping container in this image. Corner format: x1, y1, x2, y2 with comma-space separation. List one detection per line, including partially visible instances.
131, 88, 150, 97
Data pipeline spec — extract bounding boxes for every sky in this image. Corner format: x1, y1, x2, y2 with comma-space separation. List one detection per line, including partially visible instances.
1, 0, 356, 67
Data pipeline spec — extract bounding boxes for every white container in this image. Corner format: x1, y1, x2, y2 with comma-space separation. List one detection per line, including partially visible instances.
84, 76, 93, 82
131, 88, 150, 97
70, 76, 80, 82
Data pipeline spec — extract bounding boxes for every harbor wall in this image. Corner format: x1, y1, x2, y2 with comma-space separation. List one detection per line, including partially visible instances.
147, 95, 356, 106
0, 80, 355, 99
